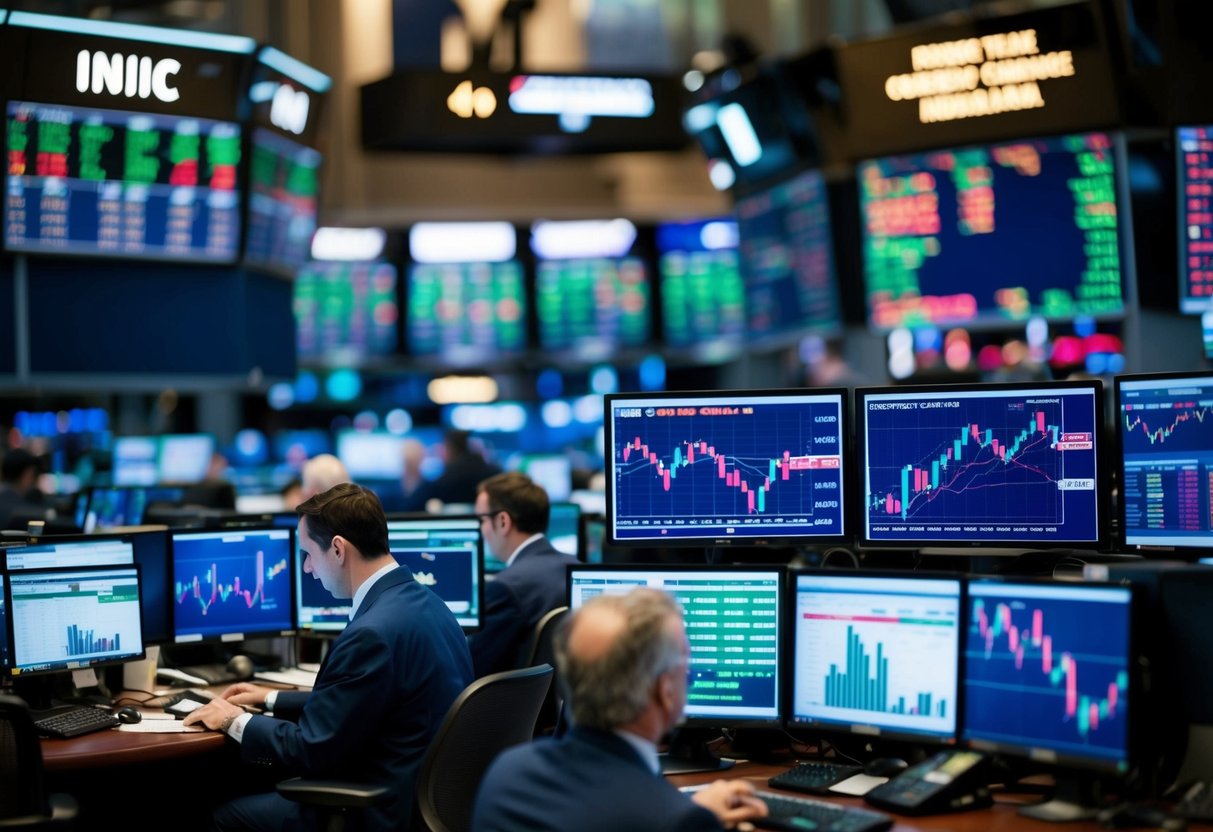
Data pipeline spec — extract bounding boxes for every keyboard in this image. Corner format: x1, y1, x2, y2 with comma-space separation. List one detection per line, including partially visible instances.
33, 705, 119, 739
769, 761, 865, 795
754, 790, 893, 832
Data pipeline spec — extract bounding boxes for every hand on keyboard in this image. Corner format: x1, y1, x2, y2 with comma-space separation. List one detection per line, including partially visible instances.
689, 779, 770, 828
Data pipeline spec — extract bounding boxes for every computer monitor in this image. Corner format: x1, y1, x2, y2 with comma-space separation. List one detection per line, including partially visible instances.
387, 518, 483, 631
295, 517, 483, 631
789, 571, 961, 744
1115, 371, 1213, 554
158, 434, 216, 483
171, 528, 295, 643
336, 431, 405, 481
406, 260, 527, 364
10, 531, 173, 645
859, 131, 1128, 330
603, 389, 848, 546
735, 168, 842, 345
856, 380, 1106, 549
1177, 126, 1213, 314
583, 515, 606, 564
83, 485, 185, 531
112, 436, 159, 486
0, 574, 9, 673
548, 502, 581, 559
656, 218, 745, 352
516, 454, 573, 502
567, 565, 784, 726
5, 565, 144, 677
963, 579, 1134, 775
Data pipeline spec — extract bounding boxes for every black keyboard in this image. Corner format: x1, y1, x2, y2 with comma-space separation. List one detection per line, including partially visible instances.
755, 790, 893, 832
33, 705, 119, 739
769, 761, 865, 795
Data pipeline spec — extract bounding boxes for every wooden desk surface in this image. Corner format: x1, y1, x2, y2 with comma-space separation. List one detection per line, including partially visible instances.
668, 761, 1205, 832
41, 726, 226, 771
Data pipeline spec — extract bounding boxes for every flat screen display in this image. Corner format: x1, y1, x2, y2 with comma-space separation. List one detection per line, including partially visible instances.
1116, 372, 1213, 551
657, 218, 745, 349
536, 257, 651, 354
790, 572, 960, 743
295, 261, 398, 361
6, 565, 144, 677
1178, 126, 1213, 314
407, 261, 527, 362
5, 100, 241, 261
857, 381, 1105, 547
860, 131, 1126, 329
336, 431, 405, 481
964, 580, 1133, 774
567, 565, 783, 724
244, 127, 320, 274
604, 389, 847, 545
171, 528, 294, 642
735, 169, 841, 343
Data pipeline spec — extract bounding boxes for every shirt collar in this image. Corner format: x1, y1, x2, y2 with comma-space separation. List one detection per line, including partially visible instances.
504, 533, 545, 568
613, 729, 660, 775
349, 561, 398, 620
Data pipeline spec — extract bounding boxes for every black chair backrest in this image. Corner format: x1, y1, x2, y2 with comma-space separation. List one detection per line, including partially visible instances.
0, 694, 75, 828
416, 664, 553, 832
525, 606, 568, 736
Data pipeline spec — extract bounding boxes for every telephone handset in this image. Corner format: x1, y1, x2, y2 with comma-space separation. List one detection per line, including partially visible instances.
863, 750, 992, 816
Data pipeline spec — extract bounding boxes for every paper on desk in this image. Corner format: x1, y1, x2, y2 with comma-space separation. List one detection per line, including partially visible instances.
116, 720, 206, 733
828, 773, 888, 796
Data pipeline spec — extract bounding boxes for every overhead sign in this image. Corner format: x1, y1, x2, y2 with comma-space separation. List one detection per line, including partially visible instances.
249, 46, 330, 145
361, 69, 688, 154
810, 0, 1120, 160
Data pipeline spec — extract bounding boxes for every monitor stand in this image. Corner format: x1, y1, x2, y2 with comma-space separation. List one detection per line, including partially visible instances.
1017, 777, 1102, 823
660, 727, 736, 775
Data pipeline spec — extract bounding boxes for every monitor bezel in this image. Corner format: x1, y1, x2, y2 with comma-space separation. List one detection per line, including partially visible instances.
855, 379, 1110, 551
785, 567, 964, 746
603, 387, 851, 548
564, 562, 787, 729
961, 576, 1139, 777
170, 526, 297, 644
4, 563, 146, 678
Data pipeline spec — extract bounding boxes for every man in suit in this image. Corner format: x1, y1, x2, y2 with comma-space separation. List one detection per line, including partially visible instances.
467, 472, 578, 677
184, 483, 474, 832
471, 588, 768, 831
400, 430, 501, 512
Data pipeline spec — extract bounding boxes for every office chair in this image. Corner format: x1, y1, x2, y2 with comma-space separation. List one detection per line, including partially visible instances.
277, 664, 553, 832
525, 606, 568, 737
0, 695, 78, 829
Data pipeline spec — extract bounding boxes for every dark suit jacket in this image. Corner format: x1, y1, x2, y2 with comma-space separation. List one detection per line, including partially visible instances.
471, 726, 722, 831
468, 536, 578, 677
240, 567, 474, 832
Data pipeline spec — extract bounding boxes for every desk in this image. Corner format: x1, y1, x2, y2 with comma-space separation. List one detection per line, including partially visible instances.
41, 727, 225, 772
668, 762, 1209, 831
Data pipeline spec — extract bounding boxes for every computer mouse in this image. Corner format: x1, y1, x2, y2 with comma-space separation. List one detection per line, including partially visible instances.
227, 654, 255, 680
864, 757, 909, 778
115, 706, 142, 724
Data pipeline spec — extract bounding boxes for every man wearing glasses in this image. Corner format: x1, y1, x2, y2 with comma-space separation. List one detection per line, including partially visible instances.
468, 472, 577, 677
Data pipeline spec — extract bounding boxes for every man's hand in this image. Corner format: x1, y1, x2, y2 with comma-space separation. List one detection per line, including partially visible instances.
182, 696, 245, 732
690, 779, 769, 828
219, 682, 273, 708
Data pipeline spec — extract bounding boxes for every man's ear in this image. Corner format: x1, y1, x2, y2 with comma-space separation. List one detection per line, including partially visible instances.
330, 535, 347, 564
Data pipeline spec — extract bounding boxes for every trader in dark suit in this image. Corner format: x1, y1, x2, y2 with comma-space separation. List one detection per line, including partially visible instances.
184, 483, 474, 832
468, 472, 578, 677
471, 587, 768, 831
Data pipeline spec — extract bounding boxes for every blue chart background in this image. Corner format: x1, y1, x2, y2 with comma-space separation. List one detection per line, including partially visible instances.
390, 547, 475, 612
963, 589, 1130, 767
173, 534, 293, 638
864, 392, 1099, 543
612, 401, 843, 540
1121, 396, 1213, 456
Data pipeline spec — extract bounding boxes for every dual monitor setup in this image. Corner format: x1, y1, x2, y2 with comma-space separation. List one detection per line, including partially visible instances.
603, 372, 1213, 556
567, 565, 1137, 785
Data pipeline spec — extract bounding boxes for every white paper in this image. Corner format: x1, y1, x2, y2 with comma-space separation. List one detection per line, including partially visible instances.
828, 773, 888, 796
116, 720, 206, 733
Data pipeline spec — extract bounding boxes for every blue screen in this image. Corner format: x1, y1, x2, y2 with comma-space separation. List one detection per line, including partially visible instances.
605, 390, 846, 544
568, 566, 783, 723
1117, 373, 1213, 550
964, 581, 1132, 773
860, 132, 1125, 329
790, 573, 960, 743
656, 218, 745, 350
859, 383, 1102, 545
171, 529, 294, 641
0, 575, 8, 672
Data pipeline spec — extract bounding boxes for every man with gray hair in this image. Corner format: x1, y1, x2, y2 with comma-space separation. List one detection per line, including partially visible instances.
471, 588, 768, 831
300, 453, 350, 501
